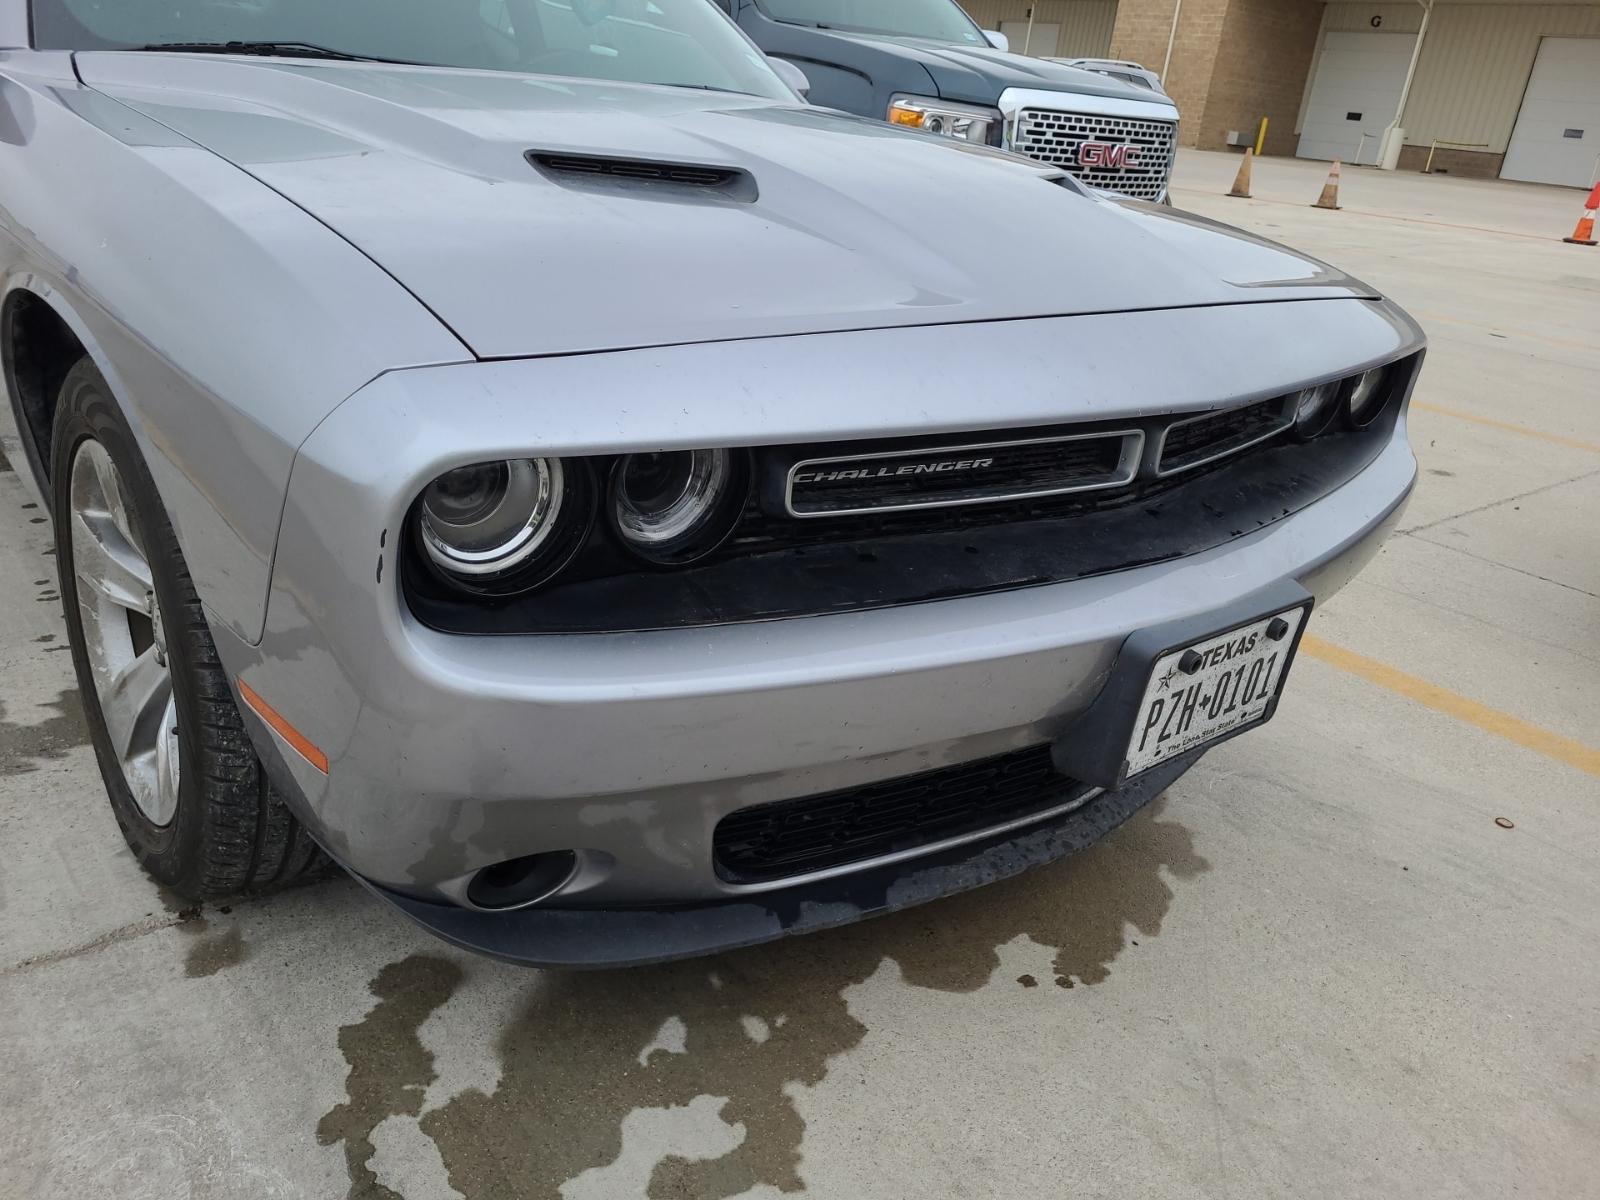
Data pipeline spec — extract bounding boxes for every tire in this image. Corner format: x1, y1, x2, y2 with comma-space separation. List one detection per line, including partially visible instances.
52, 357, 326, 898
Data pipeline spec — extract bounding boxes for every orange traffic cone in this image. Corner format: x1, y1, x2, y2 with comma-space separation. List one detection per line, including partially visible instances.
1228, 148, 1254, 198
1312, 159, 1342, 210
1563, 183, 1600, 246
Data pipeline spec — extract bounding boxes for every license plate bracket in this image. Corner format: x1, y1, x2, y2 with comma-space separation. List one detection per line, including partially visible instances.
1051, 580, 1314, 790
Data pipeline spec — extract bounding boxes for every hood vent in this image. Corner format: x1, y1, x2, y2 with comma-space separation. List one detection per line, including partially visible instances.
527, 152, 757, 201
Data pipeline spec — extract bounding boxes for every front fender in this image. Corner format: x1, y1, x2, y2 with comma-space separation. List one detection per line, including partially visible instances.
0, 55, 469, 642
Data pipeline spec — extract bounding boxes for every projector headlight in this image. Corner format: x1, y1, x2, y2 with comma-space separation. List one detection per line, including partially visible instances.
416, 457, 592, 593
1290, 381, 1342, 440
1346, 367, 1389, 428
609, 448, 747, 565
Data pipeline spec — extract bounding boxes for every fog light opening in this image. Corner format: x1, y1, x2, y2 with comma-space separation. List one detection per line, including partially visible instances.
465, 850, 579, 910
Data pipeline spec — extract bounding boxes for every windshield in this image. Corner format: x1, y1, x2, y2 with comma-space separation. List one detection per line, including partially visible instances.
756, 0, 984, 44
30, 0, 792, 99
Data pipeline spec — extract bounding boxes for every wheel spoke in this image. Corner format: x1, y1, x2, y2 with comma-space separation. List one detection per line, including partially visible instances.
90, 441, 140, 551
152, 693, 181, 824
101, 644, 172, 763
72, 510, 154, 616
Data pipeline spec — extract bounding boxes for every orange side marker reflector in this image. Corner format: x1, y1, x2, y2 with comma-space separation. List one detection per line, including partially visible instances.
237, 680, 330, 775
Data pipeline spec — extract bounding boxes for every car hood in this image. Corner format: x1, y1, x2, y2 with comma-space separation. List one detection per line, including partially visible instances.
79, 55, 1373, 360
802, 31, 1172, 109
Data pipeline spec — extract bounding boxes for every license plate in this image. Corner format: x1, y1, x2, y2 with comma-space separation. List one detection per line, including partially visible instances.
1124, 605, 1309, 777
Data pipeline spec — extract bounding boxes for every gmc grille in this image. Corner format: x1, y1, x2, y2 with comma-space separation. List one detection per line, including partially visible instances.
713, 745, 1092, 883
1009, 109, 1177, 201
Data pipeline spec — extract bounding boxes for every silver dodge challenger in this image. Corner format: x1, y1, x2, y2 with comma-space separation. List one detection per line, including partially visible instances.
0, 0, 1422, 966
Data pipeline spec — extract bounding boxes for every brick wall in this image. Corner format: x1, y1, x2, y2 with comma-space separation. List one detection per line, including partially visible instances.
1204, 0, 1323, 155
1397, 145, 1505, 180
1110, 0, 1321, 154
1110, 0, 1228, 147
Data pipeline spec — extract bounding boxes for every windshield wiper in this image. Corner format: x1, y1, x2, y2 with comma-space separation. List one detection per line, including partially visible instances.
134, 41, 412, 64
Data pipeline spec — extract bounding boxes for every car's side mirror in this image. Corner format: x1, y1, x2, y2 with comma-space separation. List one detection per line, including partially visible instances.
768, 56, 811, 99
983, 29, 1010, 52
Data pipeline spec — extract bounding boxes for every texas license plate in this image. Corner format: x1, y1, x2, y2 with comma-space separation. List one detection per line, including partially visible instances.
1124, 605, 1309, 777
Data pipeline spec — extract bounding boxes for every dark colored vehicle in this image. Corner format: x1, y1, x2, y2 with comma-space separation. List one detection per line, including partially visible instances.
720, 0, 1181, 200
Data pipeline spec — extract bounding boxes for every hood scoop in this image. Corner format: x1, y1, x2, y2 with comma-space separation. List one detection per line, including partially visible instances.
526, 151, 757, 202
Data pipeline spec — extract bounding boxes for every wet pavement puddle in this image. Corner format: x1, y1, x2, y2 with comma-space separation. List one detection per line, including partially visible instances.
318, 800, 1207, 1199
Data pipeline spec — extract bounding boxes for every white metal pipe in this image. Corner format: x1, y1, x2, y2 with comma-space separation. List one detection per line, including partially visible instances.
1161, 0, 1183, 82
1391, 0, 1432, 132
1376, 0, 1431, 170
1023, 3, 1036, 55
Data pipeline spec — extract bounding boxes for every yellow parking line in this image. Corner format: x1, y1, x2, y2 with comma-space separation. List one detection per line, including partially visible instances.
1300, 634, 1600, 779
1412, 310, 1597, 354
1410, 402, 1600, 454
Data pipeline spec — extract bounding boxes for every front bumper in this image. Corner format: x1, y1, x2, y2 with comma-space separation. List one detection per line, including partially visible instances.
212, 303, 1420, 930
362, 751, 1201, 968
227, 428, 1414, 907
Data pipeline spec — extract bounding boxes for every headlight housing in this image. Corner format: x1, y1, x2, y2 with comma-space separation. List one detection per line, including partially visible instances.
609, 448, 748, 565
416, 457, 593, 593
1290, 381, 1342, 440
1346, 367, 1388, 428
887, 95, 1002, 145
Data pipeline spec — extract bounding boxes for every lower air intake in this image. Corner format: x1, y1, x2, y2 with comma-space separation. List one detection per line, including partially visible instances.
713, 746, 1091, 883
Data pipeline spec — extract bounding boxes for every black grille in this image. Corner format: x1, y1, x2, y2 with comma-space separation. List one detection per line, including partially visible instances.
713, 746, 1090, 883
729, 470, 1188, 553
788, 434, 1133, 515
1158, 398, 1291, 475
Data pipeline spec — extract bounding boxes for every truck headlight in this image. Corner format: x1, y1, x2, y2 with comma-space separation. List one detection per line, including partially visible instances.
888, 96, 1001, 144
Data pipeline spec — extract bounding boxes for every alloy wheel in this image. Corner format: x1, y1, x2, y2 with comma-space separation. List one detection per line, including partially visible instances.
68, 439, 181, 826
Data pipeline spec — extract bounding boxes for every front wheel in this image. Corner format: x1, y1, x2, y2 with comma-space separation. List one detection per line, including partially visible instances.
52, 357, 325, 898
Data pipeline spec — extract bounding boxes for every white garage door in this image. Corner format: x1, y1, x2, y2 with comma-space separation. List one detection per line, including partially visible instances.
1000, 20, 1060, 57
1297, 31, 1418, 166
1502, 38, 1600, 189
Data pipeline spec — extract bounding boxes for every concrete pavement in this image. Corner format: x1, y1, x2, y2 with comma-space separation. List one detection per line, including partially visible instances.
2, 149, 1597, 1199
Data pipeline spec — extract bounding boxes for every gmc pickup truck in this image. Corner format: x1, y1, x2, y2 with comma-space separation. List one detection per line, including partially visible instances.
719, 0, 1181, 201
